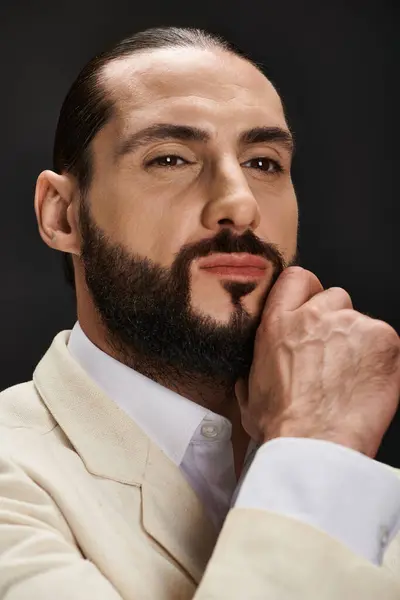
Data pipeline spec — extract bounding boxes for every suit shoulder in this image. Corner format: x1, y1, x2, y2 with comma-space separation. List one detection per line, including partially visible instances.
0, 380, 56, 434
386, 464, 400, 480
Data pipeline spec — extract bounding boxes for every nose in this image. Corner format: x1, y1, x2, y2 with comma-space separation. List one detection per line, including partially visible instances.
201, 158, 261, 234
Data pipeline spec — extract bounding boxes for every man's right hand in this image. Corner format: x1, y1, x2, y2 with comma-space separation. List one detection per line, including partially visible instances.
235, 266, 400, 459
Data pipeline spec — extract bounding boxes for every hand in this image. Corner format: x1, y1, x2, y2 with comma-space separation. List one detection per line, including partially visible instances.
235, 266, 400, 458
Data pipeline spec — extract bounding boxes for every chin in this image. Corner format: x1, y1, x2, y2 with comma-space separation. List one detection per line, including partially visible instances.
191, 305, 234, 325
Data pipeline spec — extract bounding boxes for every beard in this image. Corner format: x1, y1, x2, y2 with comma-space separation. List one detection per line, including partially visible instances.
78, 197, 298, 398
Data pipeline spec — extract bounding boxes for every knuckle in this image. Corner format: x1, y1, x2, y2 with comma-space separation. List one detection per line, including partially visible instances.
305, 303, 321, 319
340, 307, 358, 320
327, 286, 352, 305
326, 307, 356, 326
370, 319, 399, 343
367, 320, 400, 370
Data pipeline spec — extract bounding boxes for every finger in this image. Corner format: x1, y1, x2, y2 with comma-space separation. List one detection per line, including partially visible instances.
264, 266, 324, 315
234, 378, 249, 406
304, 286, 354, 312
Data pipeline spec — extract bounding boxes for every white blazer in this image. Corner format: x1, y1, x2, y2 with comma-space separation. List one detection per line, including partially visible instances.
1, 329, 400, 599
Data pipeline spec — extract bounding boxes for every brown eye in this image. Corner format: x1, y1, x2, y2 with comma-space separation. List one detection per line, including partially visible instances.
243, 157, 283, 173
147, 155, 187, 168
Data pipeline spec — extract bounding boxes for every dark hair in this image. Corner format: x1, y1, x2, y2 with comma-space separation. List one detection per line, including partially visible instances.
53, 26, 261, 291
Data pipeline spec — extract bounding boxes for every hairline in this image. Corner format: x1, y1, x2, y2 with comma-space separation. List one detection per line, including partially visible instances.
85, 46, 279, 189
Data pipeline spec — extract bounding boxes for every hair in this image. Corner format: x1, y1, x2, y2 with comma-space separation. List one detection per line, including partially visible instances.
52, 26, 263, 291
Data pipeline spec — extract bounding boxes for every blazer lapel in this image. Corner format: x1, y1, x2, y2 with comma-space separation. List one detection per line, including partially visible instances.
142, 441, 218, 584
33, 330, 218, 582
33, 330, 149, 485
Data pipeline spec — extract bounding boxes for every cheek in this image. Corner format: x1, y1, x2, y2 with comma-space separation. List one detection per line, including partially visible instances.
283, 200, 299, 256
119, 212, 176, 262
119, 207, 194, 267
93, 184, 200, 268
259, 188, 298, 257
92, 178, 178, 261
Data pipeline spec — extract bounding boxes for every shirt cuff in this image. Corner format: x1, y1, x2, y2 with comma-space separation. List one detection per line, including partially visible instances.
233, 437, 400, 564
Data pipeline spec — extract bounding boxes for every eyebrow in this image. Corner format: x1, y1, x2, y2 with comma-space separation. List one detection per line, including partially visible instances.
240, 126, 294, 154
114, 123, 295, 162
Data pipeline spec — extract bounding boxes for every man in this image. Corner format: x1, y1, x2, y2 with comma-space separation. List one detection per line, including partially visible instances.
0, 25, 399, 599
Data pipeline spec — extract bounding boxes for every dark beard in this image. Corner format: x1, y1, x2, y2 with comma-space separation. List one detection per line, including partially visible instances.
78, 197, 298, 397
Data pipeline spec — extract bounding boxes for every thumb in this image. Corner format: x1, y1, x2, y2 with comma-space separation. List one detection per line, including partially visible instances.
264, 266, 324, 315
235, 377, 249, 407
235, 376, 263, 443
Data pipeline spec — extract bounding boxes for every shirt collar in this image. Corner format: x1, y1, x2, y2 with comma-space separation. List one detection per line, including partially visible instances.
68, 321, 231, 465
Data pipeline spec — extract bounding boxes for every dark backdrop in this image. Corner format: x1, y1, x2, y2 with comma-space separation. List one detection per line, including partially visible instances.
1, 0, 399, 464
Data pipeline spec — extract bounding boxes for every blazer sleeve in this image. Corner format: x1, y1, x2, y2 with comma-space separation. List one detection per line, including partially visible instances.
193, 507, 400, 599
0, 454, 123, 600
1, 451, 400, 600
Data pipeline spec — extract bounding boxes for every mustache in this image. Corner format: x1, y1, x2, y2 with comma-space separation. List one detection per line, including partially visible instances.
177, 227, 289, 275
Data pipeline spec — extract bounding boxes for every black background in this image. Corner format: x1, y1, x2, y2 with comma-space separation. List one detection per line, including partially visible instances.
1, 0, 399, 464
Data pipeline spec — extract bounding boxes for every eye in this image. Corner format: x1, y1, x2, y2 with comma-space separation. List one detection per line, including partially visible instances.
146, 155, 188, 168
243, 157, 283, 174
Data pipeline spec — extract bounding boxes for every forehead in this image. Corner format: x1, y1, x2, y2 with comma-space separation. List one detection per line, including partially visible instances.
100, 47, 287, 140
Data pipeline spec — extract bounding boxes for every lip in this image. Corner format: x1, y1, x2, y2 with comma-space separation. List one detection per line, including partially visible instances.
200, 266, 266, 278
198, 253, 268, 270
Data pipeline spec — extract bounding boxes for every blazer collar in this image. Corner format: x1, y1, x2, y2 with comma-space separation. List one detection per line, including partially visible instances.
67, 321, 213, 466
33, 330, 149, 485
33, 330, 218, 582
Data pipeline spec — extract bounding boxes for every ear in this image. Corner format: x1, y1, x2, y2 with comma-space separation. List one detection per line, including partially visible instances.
34, 170, 81, 256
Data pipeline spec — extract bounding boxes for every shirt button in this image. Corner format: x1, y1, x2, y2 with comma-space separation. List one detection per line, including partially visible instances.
201, 424, 219, 438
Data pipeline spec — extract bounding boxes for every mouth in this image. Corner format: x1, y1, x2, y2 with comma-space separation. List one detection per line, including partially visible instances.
198, 253, 268, 279
200, 266, 266, 278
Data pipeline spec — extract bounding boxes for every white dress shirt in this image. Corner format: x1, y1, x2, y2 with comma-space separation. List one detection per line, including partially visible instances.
68, 321, 400, 565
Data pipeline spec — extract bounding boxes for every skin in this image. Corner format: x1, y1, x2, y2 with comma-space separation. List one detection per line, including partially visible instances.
236, 267, 400, 459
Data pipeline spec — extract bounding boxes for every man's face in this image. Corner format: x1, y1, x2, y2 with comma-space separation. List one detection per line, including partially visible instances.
78, 46, 298, 390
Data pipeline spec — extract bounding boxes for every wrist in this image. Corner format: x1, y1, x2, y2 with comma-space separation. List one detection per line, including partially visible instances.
263, 426, 372, 457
